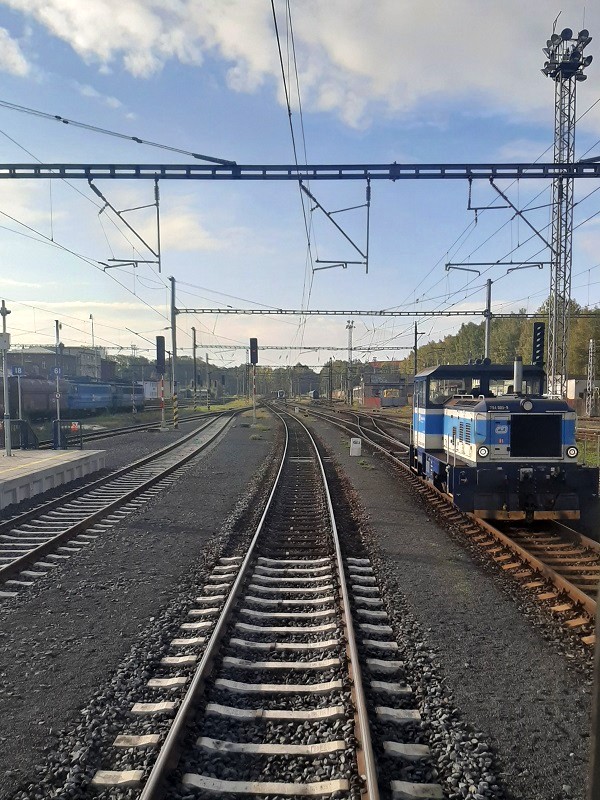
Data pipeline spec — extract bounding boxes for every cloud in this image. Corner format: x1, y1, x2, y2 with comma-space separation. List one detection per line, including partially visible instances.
0, 26, 29, 76
4, 0, 599, 129
156, 208, 224, 252
73, 81, 122, 109
0, 277, 47, 288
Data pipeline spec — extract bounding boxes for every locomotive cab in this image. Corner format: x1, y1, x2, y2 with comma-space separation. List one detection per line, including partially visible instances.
411, 359, 598, 521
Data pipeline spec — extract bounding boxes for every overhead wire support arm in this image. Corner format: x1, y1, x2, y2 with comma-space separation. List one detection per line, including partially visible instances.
489, 178, 556, 253
300, 182, 368, 272
89, 180, 158, 257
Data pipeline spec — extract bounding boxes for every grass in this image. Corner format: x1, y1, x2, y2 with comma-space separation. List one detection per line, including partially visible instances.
249, 434, 262, 441
357, 458, 375, 470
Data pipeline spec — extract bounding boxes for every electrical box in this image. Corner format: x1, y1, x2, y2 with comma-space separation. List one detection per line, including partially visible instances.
156, 336, 166, 374
0, 333, 10, 351
350, 437, 362, 456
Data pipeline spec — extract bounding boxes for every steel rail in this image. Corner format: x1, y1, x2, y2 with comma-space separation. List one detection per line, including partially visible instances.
304, 406, 598, 619
293, 412, 380, 800
138, 416, 290, 800
0, 415, 231, 538
0, 414, 234, 583
140, 410, 380, 799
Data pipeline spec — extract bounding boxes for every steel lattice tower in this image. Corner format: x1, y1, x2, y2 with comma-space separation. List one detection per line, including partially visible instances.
542, 27, 593, 396
586, 338, 596, 416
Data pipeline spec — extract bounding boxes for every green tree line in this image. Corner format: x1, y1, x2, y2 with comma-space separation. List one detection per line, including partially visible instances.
395, 301, 600, 376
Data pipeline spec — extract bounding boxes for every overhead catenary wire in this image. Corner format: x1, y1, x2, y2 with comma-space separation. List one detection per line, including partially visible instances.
0, 98, 235, 165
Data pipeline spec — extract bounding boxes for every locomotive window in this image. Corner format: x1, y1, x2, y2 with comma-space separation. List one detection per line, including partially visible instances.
428, 378, 465, 406
510, 414, 561, 458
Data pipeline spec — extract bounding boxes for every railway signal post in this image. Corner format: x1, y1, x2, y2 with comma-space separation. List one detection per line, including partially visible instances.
156, 335, 168, 431
250, 337, 258, 424
0, 300, 11, 456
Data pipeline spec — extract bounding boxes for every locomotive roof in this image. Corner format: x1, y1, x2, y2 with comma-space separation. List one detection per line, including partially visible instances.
444, 395, 571, 412
415, 363, 545, 380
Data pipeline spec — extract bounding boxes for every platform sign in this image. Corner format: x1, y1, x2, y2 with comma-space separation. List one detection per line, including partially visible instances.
52, 366, 62, 376
11, 366, 22, 376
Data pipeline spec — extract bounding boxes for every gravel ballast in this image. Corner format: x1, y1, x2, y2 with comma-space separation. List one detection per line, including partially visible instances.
0, 415, 275, 799
305, 414, 591, 800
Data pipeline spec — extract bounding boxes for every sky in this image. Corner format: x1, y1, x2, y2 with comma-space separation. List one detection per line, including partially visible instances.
0, 0, 598, 371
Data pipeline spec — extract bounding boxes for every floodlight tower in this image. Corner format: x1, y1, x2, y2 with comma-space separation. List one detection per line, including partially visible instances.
542, 26, 593, 396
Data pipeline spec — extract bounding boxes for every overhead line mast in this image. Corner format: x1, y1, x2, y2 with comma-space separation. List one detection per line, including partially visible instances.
542, 26, 593, 396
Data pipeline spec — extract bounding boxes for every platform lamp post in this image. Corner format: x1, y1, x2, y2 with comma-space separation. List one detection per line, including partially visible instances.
1, 300, 11, 456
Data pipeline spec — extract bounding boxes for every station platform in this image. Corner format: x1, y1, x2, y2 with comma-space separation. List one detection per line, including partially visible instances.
0, 449, 105, 510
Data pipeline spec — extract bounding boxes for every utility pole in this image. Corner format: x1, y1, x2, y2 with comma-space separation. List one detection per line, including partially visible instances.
169, 276, 178, 428
413, 321, 425, 376
329, 359, 333, 401
89, 313, 97, 379
191, 326, 197, 410
205, 352, 211, 411
346, 320, 354, 405
542, 26, 593, 396
587, 339, 596, 417
484, 279, 492, 359
54, 319, 61, 448
1, 300, 11, 456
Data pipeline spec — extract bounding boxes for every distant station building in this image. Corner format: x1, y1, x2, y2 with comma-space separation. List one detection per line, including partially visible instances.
6, 345, 116, 381
354, 361, 412, 408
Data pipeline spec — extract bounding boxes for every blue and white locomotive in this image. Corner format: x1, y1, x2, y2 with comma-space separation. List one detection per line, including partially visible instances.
411, 356, 598, 521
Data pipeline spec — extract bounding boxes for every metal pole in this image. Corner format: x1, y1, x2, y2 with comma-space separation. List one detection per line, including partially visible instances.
590, 576, 600, 799
159, 375, 167, 430
89, 313, 96, 379
17, 374, 22, 421
252, 363, 256, 424
1, 300, 13, 456
170, 276, 178, 428
155, 178, 162, 274
414, 321, 418, 376
484, 278, 492, 359
206, 352, 211, 411
346, 320, 354, 405
55, 318, 61, 449
191, 326, 197, 410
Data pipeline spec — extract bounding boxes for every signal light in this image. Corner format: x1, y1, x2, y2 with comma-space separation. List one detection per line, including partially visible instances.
156, 336, 166, 375
249, 337, 258, 365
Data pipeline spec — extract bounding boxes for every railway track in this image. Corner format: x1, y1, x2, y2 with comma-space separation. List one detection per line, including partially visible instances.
35, 406, 251, 448
0, 413, 235, 597
86, 412, 443, 800
299, 404, 598, 646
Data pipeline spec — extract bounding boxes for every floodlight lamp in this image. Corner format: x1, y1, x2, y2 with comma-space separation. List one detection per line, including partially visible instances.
584, 55, 593, 66
578, 29, 590, 40
576, 73, 588, 81
561, 28, 573, 40
551, 33, 562, 44
570, 49, 581, 61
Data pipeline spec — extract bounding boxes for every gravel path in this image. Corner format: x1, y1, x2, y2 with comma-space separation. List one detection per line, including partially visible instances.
305, 414, 591, 800
0, 416, 274, 799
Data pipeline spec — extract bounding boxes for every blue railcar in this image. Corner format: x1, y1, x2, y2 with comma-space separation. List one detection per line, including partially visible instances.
112, 382, 145, 411
67, 382, 112, 413
410, 358, 598, 521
